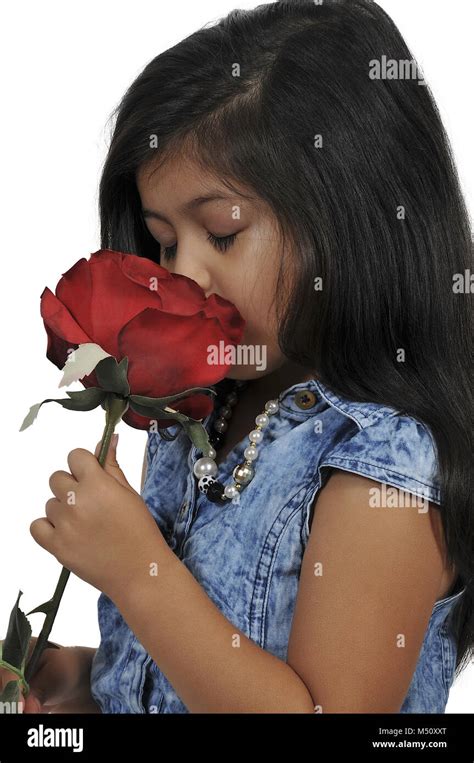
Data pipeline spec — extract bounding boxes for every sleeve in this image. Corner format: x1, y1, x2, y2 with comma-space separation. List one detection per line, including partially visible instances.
319, 412, 441, 506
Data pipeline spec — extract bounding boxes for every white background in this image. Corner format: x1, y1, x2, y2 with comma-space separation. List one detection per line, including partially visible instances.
0, 0, 472, 712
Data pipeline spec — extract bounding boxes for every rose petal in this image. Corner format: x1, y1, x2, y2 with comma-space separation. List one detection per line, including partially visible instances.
118, 308, 237, 396
56, 251, 162, 357
40, 287, 92, 369
204, 293, 246, 345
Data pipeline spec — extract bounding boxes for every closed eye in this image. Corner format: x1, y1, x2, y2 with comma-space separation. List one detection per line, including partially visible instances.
162, 232, 238, 260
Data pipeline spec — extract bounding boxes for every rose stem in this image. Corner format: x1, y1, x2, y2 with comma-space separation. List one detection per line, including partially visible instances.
24, 393, 129, 685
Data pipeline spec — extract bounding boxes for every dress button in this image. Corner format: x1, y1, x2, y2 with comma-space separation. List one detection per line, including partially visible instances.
294, 389, 317, 409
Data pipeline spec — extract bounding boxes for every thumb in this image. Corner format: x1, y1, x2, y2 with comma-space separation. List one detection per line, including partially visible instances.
94, 433, 136, 493
24, 688, 44, 713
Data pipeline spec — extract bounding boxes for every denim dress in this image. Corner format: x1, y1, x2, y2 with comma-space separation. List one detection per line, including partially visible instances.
90, 378, 465, 713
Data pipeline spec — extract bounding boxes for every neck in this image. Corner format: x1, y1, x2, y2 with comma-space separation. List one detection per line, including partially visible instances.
240, 361, 316, 406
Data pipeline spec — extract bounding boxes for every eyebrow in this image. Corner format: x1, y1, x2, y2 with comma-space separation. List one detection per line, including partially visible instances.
141, 192, 253, 223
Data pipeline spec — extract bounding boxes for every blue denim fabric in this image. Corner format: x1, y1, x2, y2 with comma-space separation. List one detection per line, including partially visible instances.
90, 378, 465, 713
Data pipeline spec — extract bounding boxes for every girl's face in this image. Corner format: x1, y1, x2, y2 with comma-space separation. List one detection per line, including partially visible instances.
136, 153, 292, 382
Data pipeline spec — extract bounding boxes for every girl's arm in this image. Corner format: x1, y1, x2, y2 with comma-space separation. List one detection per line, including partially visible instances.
32, 444, 313, 712
288, 470, 447, 713
111, 534, 315, 713
108, 469, 445, 713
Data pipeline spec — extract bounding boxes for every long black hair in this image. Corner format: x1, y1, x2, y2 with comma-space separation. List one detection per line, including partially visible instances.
98, 0, 473, 673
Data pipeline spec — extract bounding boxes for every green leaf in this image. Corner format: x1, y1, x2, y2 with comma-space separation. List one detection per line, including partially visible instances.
94, 356, 130, 397
128, 400, 189, 423
0, 679, 21, 711
1, 591, 32, 672
58, 343, 112, 387
19, 388, 107, 431
65, 387, 108, 409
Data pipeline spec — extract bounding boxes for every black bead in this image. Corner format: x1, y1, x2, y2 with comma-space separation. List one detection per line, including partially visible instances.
206, 480, 227, 504
209, 432, 224, 449
215, 378, 236, 395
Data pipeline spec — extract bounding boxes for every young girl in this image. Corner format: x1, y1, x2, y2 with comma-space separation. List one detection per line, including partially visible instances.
4, 0, 471, 714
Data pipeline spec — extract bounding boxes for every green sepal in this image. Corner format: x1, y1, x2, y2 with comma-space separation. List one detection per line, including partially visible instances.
129, 385, 217, 409
19, 387, 107, 431
64, 387, 108, 409
128, 400, 213, 453
180, 417, 215, 454
94, 356, 130, 397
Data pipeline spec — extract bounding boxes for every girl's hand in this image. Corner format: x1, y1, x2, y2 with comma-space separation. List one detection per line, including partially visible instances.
30, 434, 166, 599
0, 636, 94, 713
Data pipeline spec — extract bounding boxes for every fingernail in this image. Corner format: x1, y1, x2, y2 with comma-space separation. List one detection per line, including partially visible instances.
111, 433, 119, 448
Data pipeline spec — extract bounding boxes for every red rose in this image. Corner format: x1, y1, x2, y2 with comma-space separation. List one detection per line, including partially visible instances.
40, 248, 245, 430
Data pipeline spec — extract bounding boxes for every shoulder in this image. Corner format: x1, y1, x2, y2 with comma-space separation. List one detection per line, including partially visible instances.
314, 380, 440, 505
290, 384, 448, 711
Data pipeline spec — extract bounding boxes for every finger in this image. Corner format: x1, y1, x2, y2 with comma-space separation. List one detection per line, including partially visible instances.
96, 434, 137, 493
22, 640, 63, 713
44, 496, 67, 527
67, 447, 103, 482
94, 434, 118, 465
29, 517, 56, 553
26, 648, 72, 709
49, 470, 77, 499
24, 691, 43, 713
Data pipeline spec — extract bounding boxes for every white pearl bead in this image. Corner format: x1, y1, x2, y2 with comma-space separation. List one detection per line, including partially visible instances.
193, 383, 281, 500
265, 399, 279, 415
193, 457, 218, 479
244, 445, 258, 461
249, 429, 263, 444
224, 484, 239, 499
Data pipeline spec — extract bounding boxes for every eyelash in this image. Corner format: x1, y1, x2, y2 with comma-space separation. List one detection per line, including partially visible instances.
161, 232, 238, 260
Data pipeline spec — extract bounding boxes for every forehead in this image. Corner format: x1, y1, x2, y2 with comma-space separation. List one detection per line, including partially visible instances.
135, 151, 261, 213
137, 153, 229, 199
137, 152, 200, 191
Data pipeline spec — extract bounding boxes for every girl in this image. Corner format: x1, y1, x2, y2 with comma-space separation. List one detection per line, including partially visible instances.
4, 0, 472, 713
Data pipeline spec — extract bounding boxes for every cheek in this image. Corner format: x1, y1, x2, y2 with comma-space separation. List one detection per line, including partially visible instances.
219, 265, 283, 377
233, 290, 280, 366
229, 246, 280, 343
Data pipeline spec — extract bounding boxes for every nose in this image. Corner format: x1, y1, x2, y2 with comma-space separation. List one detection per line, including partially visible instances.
170, 252, 213, 299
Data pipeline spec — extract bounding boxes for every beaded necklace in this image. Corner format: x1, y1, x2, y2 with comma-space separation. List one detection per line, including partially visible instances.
193, 378, 280, 505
